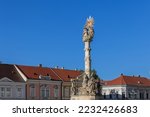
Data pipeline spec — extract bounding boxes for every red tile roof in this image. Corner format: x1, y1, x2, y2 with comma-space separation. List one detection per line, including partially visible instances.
50, 68, 82, 81
17, 65, 61, 81
17, 65, 82, 81
0, 64, 24, 82
104, 75, 150, 87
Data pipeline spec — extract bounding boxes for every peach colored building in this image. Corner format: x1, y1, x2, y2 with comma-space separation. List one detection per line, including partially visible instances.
50, 68, 82, 100
16, 65, 62, 100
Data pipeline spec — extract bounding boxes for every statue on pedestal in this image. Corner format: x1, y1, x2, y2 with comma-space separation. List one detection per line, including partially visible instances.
71, 16, 101, 99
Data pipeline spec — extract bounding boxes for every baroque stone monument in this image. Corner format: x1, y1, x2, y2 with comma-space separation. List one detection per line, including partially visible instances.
71, 16, 100, 100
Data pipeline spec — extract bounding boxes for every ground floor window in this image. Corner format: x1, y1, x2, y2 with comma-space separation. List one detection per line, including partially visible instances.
0, 87, 11, 98
64, 87, 70, 98
116, 92, 119, 99
146, 93, 149, 99
104, 93, 106, 99
30, 84, 35, 97
54, 85, 59, 98
140, 92, 144, 99
109, 94, 112, 99
122, 92, 125, 99
40, 85, 50, 99
17, 87, 22, 97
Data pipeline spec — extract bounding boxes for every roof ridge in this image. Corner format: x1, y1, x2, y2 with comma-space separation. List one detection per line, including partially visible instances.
16, 64, 50, 69
51, 67, 81, 72
49, 68, 64, 81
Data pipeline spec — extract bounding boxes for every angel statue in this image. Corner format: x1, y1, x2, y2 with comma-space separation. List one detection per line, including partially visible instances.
82, 16, 94, 42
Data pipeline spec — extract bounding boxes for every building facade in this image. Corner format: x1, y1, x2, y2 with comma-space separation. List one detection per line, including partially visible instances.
16, 64, 62, 100
49, 68, 82, 100
102, 74, 150, 100
0, 64, 26, 99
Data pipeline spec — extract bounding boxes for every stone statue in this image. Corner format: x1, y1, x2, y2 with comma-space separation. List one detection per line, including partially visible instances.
82, 74, 88, 88
71, 79, 76, 95
87, 73, 96, 95
83, 16, 94, 42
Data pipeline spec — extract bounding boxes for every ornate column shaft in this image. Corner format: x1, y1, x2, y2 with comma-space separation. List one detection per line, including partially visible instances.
82, 16, 94, 78
84, 41, 91, 77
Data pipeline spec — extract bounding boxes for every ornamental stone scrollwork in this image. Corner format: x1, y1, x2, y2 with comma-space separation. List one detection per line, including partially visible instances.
72, 72, 98, 96
71, 79, 77, 95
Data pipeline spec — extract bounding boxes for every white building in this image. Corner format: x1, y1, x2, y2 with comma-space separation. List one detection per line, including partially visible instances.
102, 74, 150, 100
0, 64, 26, 99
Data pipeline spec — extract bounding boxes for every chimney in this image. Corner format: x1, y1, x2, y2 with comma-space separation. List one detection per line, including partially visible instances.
38, 64, 42, 67
75, 68, 77, 71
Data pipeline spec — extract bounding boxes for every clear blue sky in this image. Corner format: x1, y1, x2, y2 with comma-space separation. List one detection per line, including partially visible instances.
0, 0, 150, 80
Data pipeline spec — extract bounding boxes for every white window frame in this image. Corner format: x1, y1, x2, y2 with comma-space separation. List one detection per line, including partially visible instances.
0, 87, 11, 98
17, 87, 22, 97
40, 85, 50, 98
30, 85, 35, 97
54, 85, 59, 98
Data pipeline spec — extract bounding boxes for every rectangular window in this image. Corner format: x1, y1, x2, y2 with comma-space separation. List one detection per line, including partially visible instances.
46, 88, 49, 97
104, 93, 106, 99
17, 88, 22, 97
41, 88, 45, 97
128, 93, 131, 98
6, 87, 11, 97
122, 92, 125, 99
1, 87, 5, 97
40, 86, 49, 99
116, 93, 119, 99
64, 87, 69, 98
30, 86, 35, 97
146, 93, 149, 99
109, 94, 112, 99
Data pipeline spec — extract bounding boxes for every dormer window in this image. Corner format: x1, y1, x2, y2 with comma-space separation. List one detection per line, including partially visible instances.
34, 73, 38, 75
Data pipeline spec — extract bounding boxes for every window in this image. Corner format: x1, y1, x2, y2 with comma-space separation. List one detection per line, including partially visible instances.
40, 85, 49, 99
17, 88, 22, 97
128, 93, 131, 98
122, 92, 125, 99
1, 87, 5, 97
146, 93, 149, 99
109, 94, 112, 99
30, 85, 35, 97
54, 85, 59, 98
6, 87, 11, 97
0, 87, 11, 98
116, 93, 119, 99
134, 94, 137, 99
104, 93, 106, 99
140, 92, 144, 99
64, 87, 70, 98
